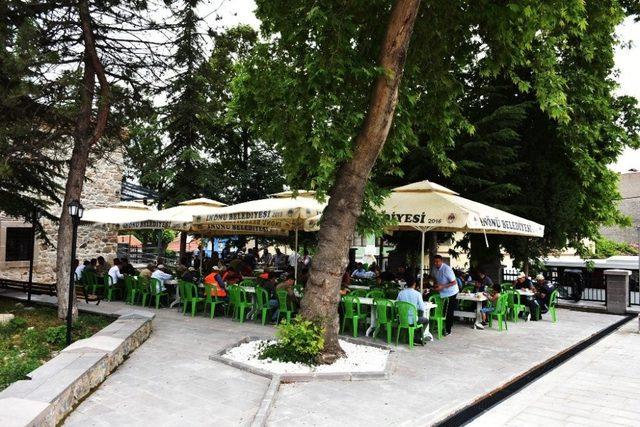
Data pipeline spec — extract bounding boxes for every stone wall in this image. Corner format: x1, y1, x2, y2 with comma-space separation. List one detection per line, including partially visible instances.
0, 148, 124, 283
600, 171, 640, 245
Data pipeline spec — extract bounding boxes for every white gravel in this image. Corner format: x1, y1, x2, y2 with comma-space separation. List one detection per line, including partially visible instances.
223, 339, 390, 374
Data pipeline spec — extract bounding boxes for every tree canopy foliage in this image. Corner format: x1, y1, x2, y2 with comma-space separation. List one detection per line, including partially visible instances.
127, 23, 285, 209
233, 0, 639, 266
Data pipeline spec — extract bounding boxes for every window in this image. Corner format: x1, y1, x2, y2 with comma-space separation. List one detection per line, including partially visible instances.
5, 227, 33, 261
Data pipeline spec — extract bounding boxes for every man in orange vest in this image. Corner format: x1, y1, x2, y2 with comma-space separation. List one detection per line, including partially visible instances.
204, 266, 227, 299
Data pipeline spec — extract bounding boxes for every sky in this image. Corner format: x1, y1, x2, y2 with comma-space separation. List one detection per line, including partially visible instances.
210, 2, 640, 173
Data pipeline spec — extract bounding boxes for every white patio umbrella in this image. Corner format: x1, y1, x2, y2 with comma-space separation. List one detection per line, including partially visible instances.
384, 180, 544, 290
81, 201, 156, 228
81, 201, 157, 256
192, 194, 326, 281
305, 180, 545, 291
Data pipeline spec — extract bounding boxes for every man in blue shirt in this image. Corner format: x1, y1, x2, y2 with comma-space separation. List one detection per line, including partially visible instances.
396, 277, 428, 345
432, 255, 458, 336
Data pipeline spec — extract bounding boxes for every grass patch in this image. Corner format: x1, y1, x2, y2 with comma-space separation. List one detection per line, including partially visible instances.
0, 297, 112, 391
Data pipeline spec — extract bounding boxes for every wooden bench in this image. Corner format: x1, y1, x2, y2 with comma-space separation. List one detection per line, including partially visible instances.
0, 278, 101, 305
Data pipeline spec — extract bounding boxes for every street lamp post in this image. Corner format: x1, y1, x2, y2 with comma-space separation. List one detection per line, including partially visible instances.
27, 208, 41, 303
66, 200, 84, 346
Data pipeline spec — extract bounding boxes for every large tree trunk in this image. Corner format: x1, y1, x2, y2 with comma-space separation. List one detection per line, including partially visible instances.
55, 0, 110, 320
299, 0, 421, 364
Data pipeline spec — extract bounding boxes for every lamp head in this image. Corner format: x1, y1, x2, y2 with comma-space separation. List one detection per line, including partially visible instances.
68, 200, 84, 219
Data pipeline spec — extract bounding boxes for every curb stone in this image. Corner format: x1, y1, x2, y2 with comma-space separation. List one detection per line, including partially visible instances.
0, 309, 155, 427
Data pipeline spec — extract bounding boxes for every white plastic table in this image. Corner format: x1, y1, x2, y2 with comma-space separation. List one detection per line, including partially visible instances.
348, 284, 371, 291
358, 297, 437, 341
455, 292, 487, 328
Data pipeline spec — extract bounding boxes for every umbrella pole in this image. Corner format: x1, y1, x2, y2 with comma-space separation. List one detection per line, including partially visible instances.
294, 228, 299, 283
420, 229, 425, 293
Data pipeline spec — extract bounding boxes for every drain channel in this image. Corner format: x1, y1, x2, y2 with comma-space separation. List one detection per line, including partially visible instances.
434, 314, 636, 427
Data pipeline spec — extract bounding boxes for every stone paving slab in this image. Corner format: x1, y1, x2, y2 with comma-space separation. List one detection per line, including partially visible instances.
468, 320, 640, 427
40, 295, 628, 427
266, 309, 626, 426
63, 305, 273, 427
0, 397, 51, 427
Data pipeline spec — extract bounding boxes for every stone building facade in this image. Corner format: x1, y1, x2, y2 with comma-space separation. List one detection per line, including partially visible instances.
0, 149, 124, 283
600, 170, 640, 245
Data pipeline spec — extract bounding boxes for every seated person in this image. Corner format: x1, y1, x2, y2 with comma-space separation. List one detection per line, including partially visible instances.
396, 278, 428, 345
514, 272, 534, 290
139, 263, 155, 279
514, 273, 538, 321
239, 260, 253, 277
96, 256, 111, 276
204, 266, 227, 299
221, 266, 242, 284
150, 264, 173, 292
276, 274, 299, 306
108, 259, 124, 287
73, 259, 84, 281
176, 257, 189, 277
340, 268, 352, 295
181, 266, 199, 284
120, 257, 137, 276
534, 274, 553, 314
85, 258, 98, 274
475, 270, 493, 293
478, 282, 502, 329
351, 262, 375, 279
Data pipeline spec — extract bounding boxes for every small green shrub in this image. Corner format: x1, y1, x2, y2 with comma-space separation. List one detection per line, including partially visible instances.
45, 325, 67, 346
0, 317, 27, 337
259, 316, 324, 365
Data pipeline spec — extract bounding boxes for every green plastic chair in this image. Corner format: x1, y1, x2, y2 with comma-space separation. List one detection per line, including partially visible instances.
83, 271, 103, 296
238, 279, 255, 287
180, 281, 204, 316
275, 289, 295, 324
143, 278, 169, 309
135, 276, 149, 306
501, 282, 514, 291
366, 290, 385, 299
372, 298, 396, 344
229, 285, 252, 322
340, 295, 365, 337
254, 286, 273, 325
549, 289, 559, 323
395, 300, 423, 349
507, 290, 527, 322
488, 293, 509, 331
104, 275, 121, 301
124, 275, 136, 304
349, 289, 368, 298
204, 284, 226, 318
428, 294, 446, 339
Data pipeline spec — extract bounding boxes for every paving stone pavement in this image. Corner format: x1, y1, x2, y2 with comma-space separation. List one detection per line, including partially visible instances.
469, 320, 640, 427
266, 310, 626, 426
61, 303, 273, 427
0, 289, 628, 426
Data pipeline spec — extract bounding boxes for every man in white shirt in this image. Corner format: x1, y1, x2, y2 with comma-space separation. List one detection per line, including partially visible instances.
351, 263, 375, 279
288, 251, 300, 267
151, 264, 173, 292
396, 277, 428, 344
74, 259, 85, 280
108, 259, 124, 287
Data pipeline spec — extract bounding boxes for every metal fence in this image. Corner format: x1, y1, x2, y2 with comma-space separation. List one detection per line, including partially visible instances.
502, 265, 639, 306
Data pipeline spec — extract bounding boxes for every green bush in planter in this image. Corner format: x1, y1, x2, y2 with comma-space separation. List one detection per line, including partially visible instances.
259, 316, 324, 365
